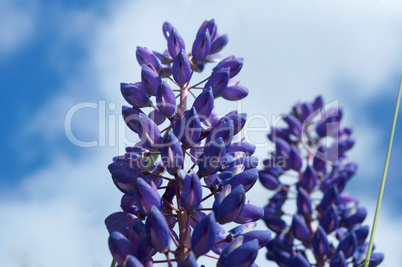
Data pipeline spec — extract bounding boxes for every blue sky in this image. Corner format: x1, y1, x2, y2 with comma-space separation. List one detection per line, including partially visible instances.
1, 0, 402, 266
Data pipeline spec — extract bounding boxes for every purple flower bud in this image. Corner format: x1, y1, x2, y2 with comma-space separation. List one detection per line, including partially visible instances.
355, 225, 369, 245
160, 132, 183, 174
312, 226, 329, 256
341, 206, 367, 228
337, 231, 357, 258
213, 185, 246, 224
198, 137, 225, 177
192, 87, 214, 121
364, 253, 384, 267
234, 204, 264, 223
320, 205, 339, 234
180, 171, 202, 212
148, 109, 166, 125
141, 64, 161, 96
210, 34, 228, 54
207, 119, 234, 145
275, 137, 290, 159
178, 252, 198, 267
123, 256, 144, 267
289, 145, 303, 171
145, 206, 171, 252
263, 214, 287, 233
226, 142, 256, 156
300, 165, 318, 192
313, 95, 324, 110
319, 185, 339, 211
173, 107, 202, 147
133, 178, 161, 215
121, 83, 152, 108
229, 222, 257, 236
297, 187, 312, 216
168, 28, 186, 58
313, 145, 327, 174
205, 67, 230, 97
172, 49, 191, 85
218, 238, 259, 267
191, 212, 217, 257
293, 253, 310, 267
162, 21, 175, 40
136, 113, 162, 149
136, 46, 162, 70
259, 172, 281, 190
291, 214, 310, 242
284, 114, 302, 137
109, 167, 137, 194
121, 193, 136, 213
197, 19, 217, 41
156, 81, 176, 118
330, 251, 347, 267
122, 106, 142, 133
242, 230, 271, 248
213, 57, 244, 78
124, 256, 144, 267
225, 168, 258, 192
105, 212, 137, 238
153, 50, 173, 64
108, 231, 136, 266
221, 85, 249, 101
219, 112, 247, 135
192, 28, 211, 62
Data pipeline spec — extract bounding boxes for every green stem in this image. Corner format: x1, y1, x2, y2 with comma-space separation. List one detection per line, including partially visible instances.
110, 258, 116, 267
364, 76, 402, 267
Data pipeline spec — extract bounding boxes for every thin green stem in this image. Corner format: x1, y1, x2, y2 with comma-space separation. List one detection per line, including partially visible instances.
110, 259, 116, 267
364, 76, 402, 267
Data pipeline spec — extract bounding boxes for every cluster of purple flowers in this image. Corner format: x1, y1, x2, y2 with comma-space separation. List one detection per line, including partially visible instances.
259, 96, 384, 266
105, 19, 270, 267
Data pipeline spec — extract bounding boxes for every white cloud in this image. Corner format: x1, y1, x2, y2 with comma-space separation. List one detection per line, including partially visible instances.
4, 0, 402, 266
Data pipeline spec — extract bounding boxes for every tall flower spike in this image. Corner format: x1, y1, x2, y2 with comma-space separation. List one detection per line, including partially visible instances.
156, 81, 176, 118
172, 49, 191, 86
145, 206, 171, 252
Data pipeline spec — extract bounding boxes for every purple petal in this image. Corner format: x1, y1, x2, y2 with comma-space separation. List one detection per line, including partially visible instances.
312, 226, 329, 256
205, 67, 230, 97
136, 46, 162, 70
148, 109, 166, 125
192, 28, 211, 62
141, 64, 161, 96
291, 214, 310, 242
160, 132, 183, 174
191, 212, 217, 257
173, 107, 202, 147
133, 178, 161, 215
162, 21, 175, 40
156, 81, 176, 118
225, 168, 258, 192
145, 206, 171, 252
192, 87, 214, 121
213, 185, 246, 224
210, 34, 228, 54
221, 85, 249, 101
168, 28, 186, 58
300, 165, 318, 192
234, 204, 264, 223
180, 171, 202, 212
337, 232, 357, 259
172, 49, 191, 85
296, 187, 312, 216
197, 137, 225, 177
136, 113, 162, 149
108, 231, 136, 266
121, 83, 152, 107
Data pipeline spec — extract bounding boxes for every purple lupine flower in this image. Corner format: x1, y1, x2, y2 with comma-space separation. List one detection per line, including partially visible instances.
259, 96, 383, 266
106, 19, 270, 266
